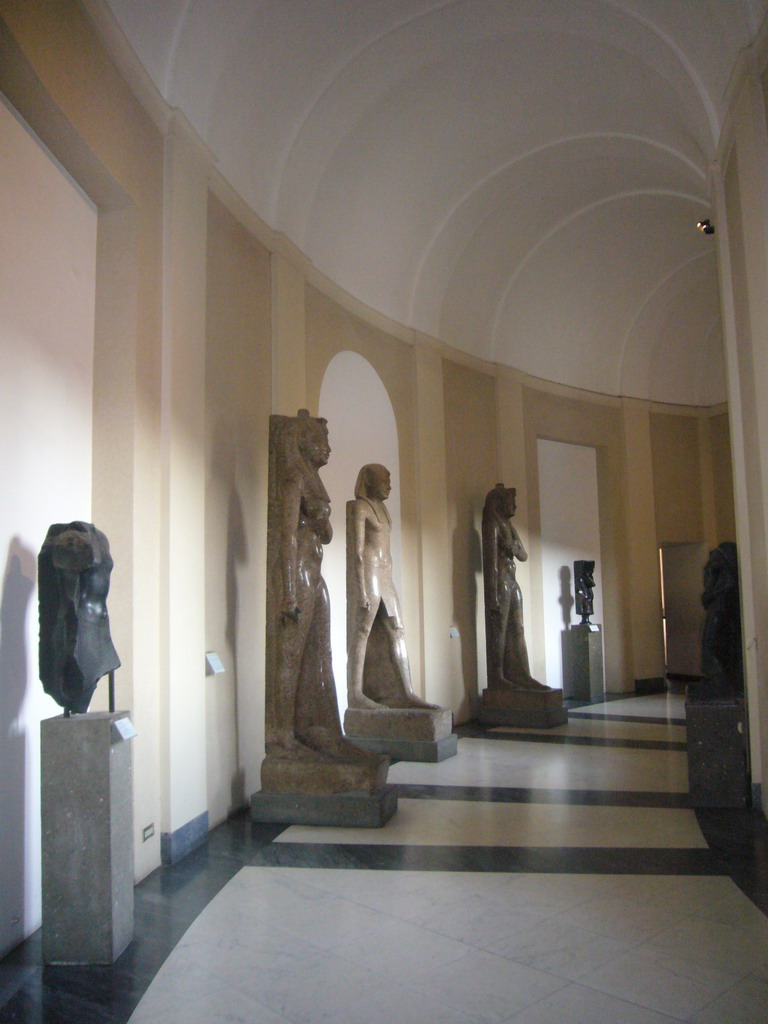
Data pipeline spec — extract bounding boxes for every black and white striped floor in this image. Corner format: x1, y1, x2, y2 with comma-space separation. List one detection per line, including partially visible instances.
2, 694, 767, 1024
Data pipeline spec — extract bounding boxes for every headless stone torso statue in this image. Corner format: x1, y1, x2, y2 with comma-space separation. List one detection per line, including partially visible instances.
38, 521, 120, 715
346, 463, 436, 710
482, 484, 549, 692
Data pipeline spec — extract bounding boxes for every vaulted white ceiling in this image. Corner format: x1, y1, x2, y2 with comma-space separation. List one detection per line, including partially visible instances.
100, 0, 768, 405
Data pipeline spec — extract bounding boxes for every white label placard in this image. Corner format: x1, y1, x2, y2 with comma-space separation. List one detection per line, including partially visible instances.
206, 651, 226, 675
112, 717, 137, 741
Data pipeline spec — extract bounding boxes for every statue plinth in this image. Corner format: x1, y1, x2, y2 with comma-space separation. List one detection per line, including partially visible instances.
41, 712, 134, 964
344, 706, 458, 762
563, 622, 604, 701
685, 698, 750, 808
479, 686, 567, 728
259, 752, 389, 795
252, 752, 396, 827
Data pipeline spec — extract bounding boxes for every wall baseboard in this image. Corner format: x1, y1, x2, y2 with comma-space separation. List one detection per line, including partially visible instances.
635, 677, 666, 695
161, 811, 209, 865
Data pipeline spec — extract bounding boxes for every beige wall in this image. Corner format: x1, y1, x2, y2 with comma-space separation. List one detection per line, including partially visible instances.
443, 361, 498, 718
1, 0, 166, 878
709, 412, 737, 543
304, 286, 426, 695
0, 97, 98, 957
712, 61, 768, 797
521, 386, 636, 691
650, 412, 704, 543
205, 195, 271, 824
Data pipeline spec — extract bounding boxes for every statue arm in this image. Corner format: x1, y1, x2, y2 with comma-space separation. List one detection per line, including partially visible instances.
320, 515, 333, 545
510, 524, 528, 562
279, 474, 302, 621
482, 516, 500, 610
352, 501, 370, 610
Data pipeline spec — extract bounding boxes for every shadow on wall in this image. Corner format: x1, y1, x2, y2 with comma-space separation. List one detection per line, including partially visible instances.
226, 484, 247, 810
558, 565, 574, 628
452, 498, 483, 722
0, 539, 36, 957
559, 565, 575, 696
211, 421, 248, 813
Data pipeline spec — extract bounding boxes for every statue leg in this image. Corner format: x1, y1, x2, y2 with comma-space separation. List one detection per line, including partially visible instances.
347, 600, 386, 710
266, 593, 327, 759
488, 597, 511, 687
380, 614, 437, 709
503, 587, 547, 690
299, 579, 379, 762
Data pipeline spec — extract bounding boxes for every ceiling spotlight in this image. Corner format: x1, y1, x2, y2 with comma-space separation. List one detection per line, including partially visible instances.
697, 218, 715, 234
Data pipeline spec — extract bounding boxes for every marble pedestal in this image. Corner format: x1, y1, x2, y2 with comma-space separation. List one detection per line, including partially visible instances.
479, 686, 567, 728
252, 753, 397, 827
344, 706, 457, 762
563, 623, 604, 701
686, 699, 750, 807
41, 712, 134, 964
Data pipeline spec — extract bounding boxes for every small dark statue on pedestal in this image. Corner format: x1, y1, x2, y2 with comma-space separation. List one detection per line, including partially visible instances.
38, 522, 120, 715
691, 541, 743, 702
574, 560, 595, 624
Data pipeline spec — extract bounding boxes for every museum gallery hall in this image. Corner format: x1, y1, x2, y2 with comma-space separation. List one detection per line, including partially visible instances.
1, 2, 768, 1023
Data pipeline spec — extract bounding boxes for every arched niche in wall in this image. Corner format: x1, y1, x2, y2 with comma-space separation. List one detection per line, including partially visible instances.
318, 351, 401, 714
0, 95, 97, 956
537, 439, 603, 692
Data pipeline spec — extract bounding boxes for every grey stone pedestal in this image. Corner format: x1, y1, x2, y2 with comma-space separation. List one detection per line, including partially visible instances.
41, 712, 135, 964
686, 699, 750, 807
563, 623, 604, 701
252, 751, 397, 827
344, 706, 457, 762
251, 785, 398, 827
479, 686, 567, 728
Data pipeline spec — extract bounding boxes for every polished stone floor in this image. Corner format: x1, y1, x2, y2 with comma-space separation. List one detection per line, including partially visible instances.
2, 694, 767, 1024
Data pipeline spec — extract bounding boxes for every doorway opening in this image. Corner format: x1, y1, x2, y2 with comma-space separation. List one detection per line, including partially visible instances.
659, 542, 708, 692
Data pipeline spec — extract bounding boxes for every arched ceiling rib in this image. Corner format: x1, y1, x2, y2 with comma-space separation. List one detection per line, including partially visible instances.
102, 0, 768, 404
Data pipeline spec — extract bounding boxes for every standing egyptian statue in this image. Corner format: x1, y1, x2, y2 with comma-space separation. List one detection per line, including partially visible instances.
346, 463, 437, 711
263, 410, 382, 777
38, 521, 120, 715
574, 559, 596, 624
482, 484, 549, 691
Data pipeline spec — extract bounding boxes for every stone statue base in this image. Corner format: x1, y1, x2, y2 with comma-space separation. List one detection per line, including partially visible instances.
686, 698, 750, 807
563, 623, 604, 701
259, 752, 388, 795
251, 785, 397, 828
41, 712, 134, 964
479, 686, 567, 728
251, 753, 396, 827
344, 707, 458, 762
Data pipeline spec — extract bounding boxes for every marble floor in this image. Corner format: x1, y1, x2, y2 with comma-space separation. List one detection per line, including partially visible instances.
2, 693, 768, 1024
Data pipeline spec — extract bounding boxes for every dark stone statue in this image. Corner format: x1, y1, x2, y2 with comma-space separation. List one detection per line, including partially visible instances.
482, 483, 549, 691
691, 541, 743, 702
262, 410, 385, 794
574, 559, 595, 624
38, 522, 120, 715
